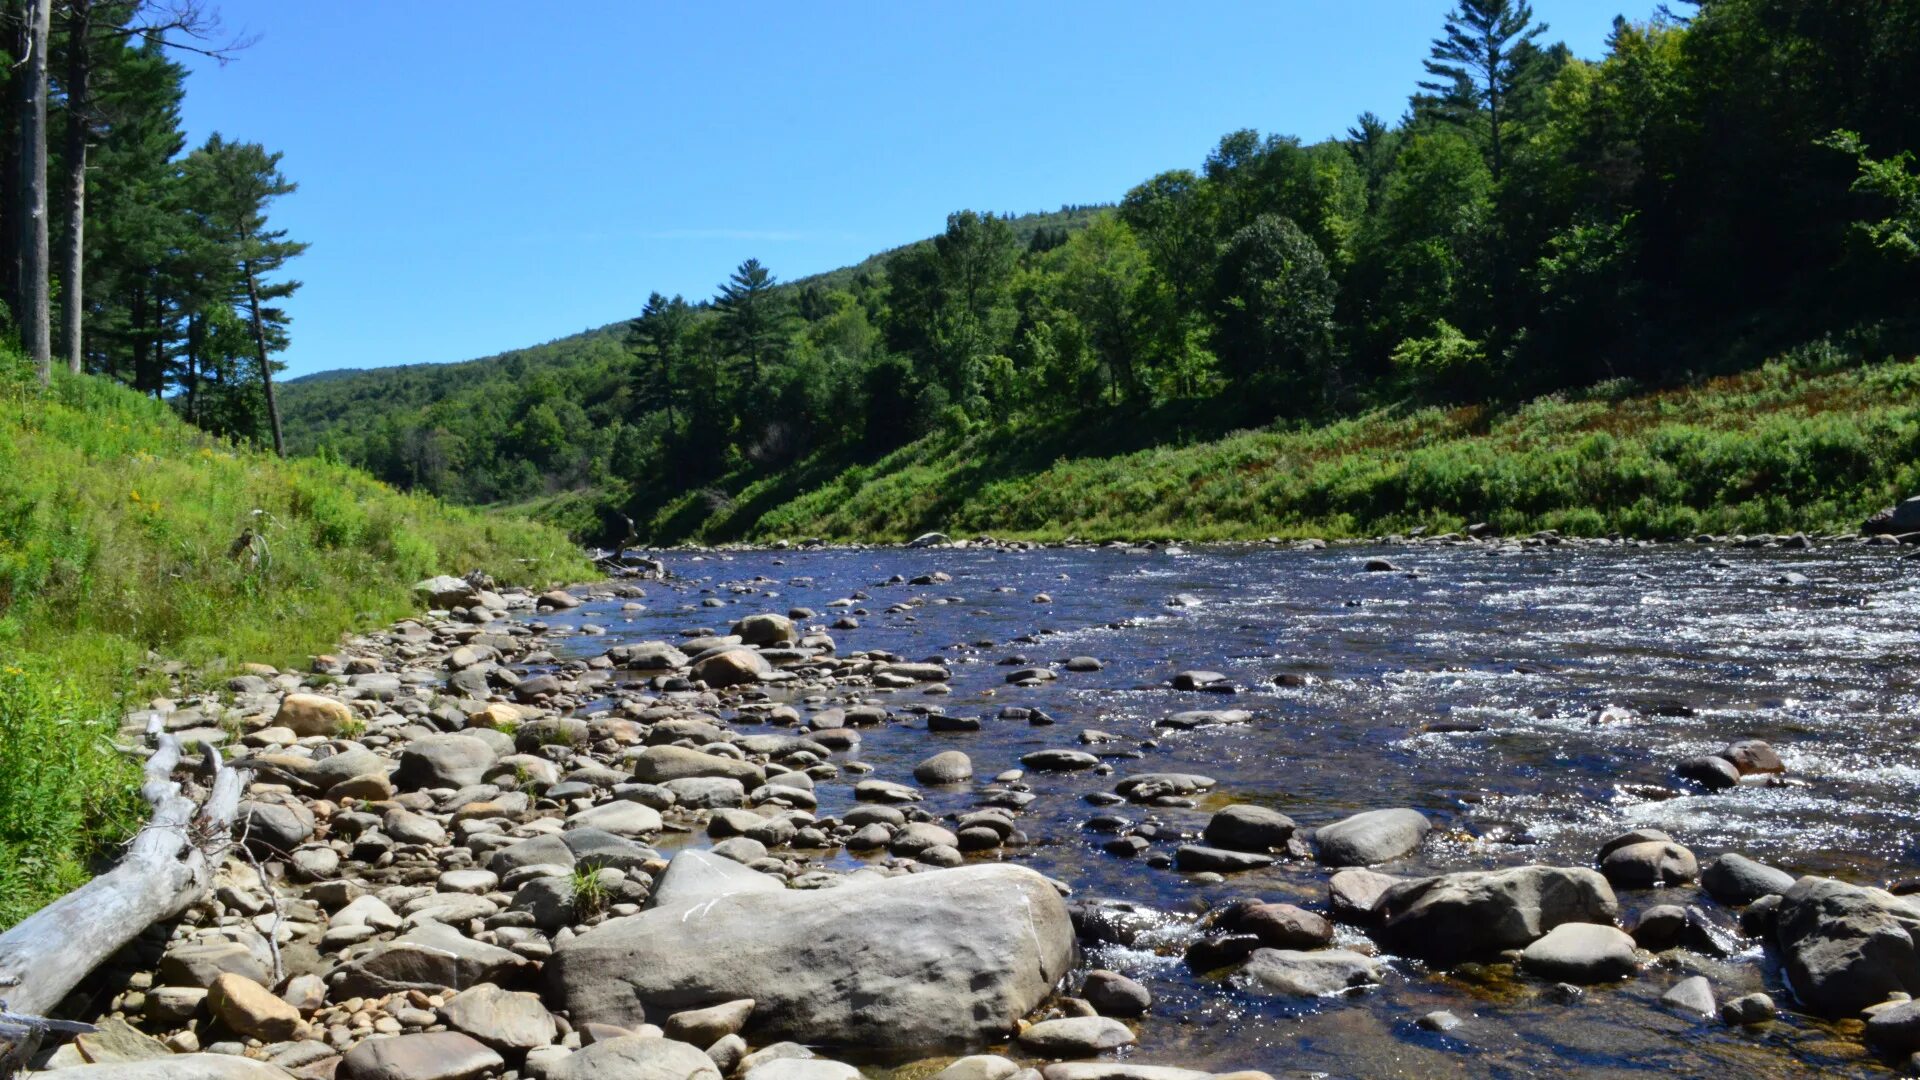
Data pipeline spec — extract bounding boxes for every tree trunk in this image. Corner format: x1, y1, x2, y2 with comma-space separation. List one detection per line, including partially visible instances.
59, 0, 89, 375
19, 0, 51, 383
242, 259, 284, 455
0, 720, 247, 1020
183, 310, 200, 423
1, 4, 23, 335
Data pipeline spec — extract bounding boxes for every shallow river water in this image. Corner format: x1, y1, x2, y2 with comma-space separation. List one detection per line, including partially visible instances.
537, 543, 1920, 1078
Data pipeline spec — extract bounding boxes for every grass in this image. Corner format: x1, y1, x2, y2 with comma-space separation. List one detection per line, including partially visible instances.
633, 355, 1920, 544
568, 863, 608, 920
0, 350, 590, 925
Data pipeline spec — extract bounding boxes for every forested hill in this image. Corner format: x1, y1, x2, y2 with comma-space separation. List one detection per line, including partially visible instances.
285, 0, 1918, 543
276, 205, 1108, 470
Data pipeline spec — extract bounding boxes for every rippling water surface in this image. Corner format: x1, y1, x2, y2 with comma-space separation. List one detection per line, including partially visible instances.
541, 543, 1920, 1077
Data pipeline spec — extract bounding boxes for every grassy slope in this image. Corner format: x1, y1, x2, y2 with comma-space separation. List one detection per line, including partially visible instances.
647, 357, 1920, 544
0, 359, 589, 924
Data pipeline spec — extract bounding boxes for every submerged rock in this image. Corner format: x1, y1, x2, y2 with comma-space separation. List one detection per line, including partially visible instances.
1240, 948, 1384, 996
1661, 975, 1718, 1019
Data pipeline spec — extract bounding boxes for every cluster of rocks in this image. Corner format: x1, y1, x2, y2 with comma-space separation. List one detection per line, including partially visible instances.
31, 545, 1920, 1078
35, 572, 1286, 1080
1146, 795, 1920, 1066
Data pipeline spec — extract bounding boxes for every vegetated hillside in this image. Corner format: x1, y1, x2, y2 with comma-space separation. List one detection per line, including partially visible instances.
540, 354, 1920, 544
0, 354, 588, 924
290, 1, 1916, 547
276, 204, 1109, 470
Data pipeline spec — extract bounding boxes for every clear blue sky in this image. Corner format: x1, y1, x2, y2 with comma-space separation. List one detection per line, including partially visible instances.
178, 1, 1643, 379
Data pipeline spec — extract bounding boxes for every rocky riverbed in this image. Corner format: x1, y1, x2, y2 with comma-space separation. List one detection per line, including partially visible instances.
27, 531, 1920, 1078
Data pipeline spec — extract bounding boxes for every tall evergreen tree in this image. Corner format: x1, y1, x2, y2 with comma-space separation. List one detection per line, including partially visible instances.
712, 257, 786, 390
1419, 0, 1548, 182
184, 133, 304, 454
626, 291, 693, 431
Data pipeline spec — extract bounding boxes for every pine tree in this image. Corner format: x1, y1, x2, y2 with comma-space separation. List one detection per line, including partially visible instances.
625, 291, 693, 431
184, 133, 305, 454
712, 258, 786, 390
1418, 0, 1548, 181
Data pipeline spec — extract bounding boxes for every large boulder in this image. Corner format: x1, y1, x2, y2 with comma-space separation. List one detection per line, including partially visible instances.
438, 983, 557, 1052
1312, 809, 1430, 867
631, 745, 766, 788
1864, 496, 1920, 535
239, 796, 315, 855
394, 734, 497, 790
692, 647, 772, 688
1375, 865, 1619, 968
1774, 875, 1920, 1016
1519, 923, 1641, 982
306, 747, 389, 792
548, 863, 1074, 1051
609, 641, 691, 671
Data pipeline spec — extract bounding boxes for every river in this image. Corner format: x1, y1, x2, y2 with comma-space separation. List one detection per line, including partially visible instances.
535, 541, 1919, 1077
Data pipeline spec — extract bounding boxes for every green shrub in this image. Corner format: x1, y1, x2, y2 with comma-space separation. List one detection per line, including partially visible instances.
0, 668, 143, 927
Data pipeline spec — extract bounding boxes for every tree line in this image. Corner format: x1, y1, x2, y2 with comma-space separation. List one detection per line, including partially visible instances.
1, 0, 304, 452
298, 0, 1919, 529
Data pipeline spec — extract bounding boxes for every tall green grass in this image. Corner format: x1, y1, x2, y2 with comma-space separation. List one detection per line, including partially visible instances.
0, 350, 589, 924
655, 356, 1920, 543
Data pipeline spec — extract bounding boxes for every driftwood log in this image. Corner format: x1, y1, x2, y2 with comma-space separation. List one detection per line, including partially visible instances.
0, 714, 249, 1020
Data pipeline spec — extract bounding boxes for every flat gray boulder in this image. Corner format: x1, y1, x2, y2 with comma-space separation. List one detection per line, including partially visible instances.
1376, 865, 1619, 967
549, 864, 1073, 1051
395, 734, 497, 790
631, 744, 766, 788
1313, 809, 1430, 866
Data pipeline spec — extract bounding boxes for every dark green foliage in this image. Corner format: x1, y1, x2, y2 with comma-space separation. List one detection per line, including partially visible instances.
13, 12, 309, 440
1210, 215, 1336, 393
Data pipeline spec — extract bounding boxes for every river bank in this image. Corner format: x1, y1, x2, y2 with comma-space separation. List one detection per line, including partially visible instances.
516, 356, 1920, 549
19, 536, 1920, 1077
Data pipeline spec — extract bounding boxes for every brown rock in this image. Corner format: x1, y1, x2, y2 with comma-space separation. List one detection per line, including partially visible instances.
209, 972, 303, 1042
276, 693, 353, 737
